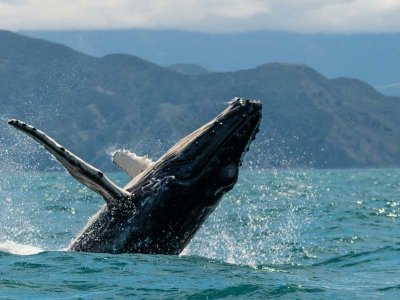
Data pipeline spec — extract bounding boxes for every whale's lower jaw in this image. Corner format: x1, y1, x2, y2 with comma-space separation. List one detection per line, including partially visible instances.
9, 98, 262, 255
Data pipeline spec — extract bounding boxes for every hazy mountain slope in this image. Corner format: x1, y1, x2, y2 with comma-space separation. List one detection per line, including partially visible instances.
21, 29, 400, 95
1, 31, 399, 170
167, 64, 210, 75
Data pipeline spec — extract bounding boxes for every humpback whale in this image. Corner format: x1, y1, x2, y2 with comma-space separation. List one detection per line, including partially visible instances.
8, 98, 262, 254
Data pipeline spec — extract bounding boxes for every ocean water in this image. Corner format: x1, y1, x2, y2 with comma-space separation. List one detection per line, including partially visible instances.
0, 169, 399, 299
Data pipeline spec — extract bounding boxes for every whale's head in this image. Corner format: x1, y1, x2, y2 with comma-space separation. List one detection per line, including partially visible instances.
165, 98, 261, 191
128, 98, 262, 197
124, 98, 262, 253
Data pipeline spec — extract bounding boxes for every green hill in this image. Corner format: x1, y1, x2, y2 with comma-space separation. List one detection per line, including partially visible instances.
1, 30, 399, 170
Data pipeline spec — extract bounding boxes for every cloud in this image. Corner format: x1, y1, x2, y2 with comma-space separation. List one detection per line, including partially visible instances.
0, 0, 400, 33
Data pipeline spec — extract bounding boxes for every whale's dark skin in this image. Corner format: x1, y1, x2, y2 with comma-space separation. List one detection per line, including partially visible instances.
8, 98, 262, 254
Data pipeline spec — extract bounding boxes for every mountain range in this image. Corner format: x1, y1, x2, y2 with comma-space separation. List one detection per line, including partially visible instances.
22, 29, 400, 96
0, 30, 399, 170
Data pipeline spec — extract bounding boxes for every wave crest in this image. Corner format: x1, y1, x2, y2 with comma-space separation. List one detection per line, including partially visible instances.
0, 240, 43, 255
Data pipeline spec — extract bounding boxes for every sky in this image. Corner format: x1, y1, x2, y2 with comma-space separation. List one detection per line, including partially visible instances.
1, 0, 400, 33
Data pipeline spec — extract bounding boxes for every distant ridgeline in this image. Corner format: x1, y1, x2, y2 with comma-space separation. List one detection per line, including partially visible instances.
0, 30, 399, 170
21, 29, 400, 96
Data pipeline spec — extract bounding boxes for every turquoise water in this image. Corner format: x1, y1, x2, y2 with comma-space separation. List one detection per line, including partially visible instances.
0, 169, 399, 299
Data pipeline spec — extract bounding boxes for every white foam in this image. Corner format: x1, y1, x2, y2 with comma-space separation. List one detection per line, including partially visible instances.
0, 240, 43, 255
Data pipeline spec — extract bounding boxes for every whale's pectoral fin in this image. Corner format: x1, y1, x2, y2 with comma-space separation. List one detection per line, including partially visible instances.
8, 119, 130, 207
112, 149, 154, 179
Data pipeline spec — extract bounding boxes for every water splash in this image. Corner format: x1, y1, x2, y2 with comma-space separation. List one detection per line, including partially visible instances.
0, 240, 43, 255
183, 168, 318, 266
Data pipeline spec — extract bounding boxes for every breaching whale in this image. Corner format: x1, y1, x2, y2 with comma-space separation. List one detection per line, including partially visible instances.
8, 98, 262, 254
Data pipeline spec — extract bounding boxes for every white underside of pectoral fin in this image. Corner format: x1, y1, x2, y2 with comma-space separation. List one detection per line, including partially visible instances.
112, 149, 154, 179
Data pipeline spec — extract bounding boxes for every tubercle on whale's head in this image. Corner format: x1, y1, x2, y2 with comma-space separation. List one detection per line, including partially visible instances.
131, 97, 262, 198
